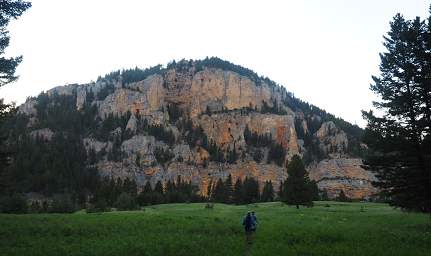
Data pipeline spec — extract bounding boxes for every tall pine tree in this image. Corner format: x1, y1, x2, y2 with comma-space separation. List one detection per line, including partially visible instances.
362, 9, 431, 213
0, 0, 31, 195
283, 155, 314, 208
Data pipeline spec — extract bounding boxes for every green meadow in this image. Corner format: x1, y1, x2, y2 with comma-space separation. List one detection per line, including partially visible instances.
0, 202, 430, 256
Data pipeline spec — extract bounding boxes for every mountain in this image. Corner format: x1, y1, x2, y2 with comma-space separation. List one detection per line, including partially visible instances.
10, 57, 376, 200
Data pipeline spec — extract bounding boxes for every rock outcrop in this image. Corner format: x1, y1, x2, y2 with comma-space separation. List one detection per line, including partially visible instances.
308, 158, 377, 199
16, 59, 374, 200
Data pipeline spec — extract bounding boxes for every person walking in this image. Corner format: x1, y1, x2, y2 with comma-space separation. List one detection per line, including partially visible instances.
242, 212, 254, 244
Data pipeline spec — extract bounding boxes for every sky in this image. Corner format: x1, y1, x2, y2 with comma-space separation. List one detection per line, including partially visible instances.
0, 0, 429, 127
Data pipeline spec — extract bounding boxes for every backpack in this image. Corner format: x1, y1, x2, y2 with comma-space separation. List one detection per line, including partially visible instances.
244, 215, 253, 230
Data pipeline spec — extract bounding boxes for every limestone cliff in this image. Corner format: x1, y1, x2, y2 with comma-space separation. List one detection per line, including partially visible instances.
17, 58, 374, 199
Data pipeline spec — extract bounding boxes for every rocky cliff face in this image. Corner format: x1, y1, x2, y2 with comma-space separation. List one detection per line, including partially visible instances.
17, 58, 374, 199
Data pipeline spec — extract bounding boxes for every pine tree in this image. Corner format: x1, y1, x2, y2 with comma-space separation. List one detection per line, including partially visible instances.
233, 178, 243, 204
154, 180, 164, 195
283, 155, 314, 208
261, 180, 275, 202
213, 178, 226, 203
243, 177, 260, 204
0, 0, 31, 87
143, 182, 152, 194
277, 180, 284, 201
224, 174, 233, 203
0, 0, 31, 195
309, 180, 319, 201
362, 10, 431, 213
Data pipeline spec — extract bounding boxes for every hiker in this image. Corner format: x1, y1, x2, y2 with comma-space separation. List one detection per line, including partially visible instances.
251, 211, 258, 233
242, 212, 254, 244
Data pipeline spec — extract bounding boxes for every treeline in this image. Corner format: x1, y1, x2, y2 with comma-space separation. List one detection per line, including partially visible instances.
1, 133, 99, 201
90, 175, 204, 212
207, 175, 276, 204
97, 65, 164, 85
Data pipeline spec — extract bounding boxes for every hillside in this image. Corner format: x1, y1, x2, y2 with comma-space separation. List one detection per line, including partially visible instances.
9, 57, 376, 199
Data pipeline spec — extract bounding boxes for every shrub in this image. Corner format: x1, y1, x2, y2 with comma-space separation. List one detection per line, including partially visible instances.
0, 194, 28, 214
205, 202, 214, 209
86, 198, 110, 213
49, 194, 76, 213
29, 201, 42, 213
114, 192, 137, 211
336, 190, 351, 202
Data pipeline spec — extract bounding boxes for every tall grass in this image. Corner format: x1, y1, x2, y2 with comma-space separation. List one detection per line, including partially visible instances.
0, 202, 430, 256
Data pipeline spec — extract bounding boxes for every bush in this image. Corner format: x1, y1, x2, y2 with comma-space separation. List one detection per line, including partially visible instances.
86, 198, 110, 213
49, 194, 76, 213
137, 192, 164, 206
205, 202, 214, 209
29, 201, 42, 213
0, 194, 28, 214
336, 190, 352, 202
114, 192, 137, 211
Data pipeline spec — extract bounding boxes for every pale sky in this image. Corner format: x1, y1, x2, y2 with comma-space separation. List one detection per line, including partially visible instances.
0, 0, 429, 127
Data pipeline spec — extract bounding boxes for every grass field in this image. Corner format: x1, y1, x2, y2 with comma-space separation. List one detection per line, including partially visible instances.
0, 202, 430, 256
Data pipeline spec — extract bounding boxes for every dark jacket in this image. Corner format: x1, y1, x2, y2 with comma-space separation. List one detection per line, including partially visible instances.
242, 214, 253, 232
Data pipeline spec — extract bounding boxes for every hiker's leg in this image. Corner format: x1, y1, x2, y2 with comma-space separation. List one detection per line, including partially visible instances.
247, 231, 253, 244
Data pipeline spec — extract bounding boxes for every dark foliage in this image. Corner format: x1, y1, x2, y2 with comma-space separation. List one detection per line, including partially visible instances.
267, 143, 286, 166
137, 118, 175, 146
49, 194, 76, 213
96, 83, 115, 100
282, 155, 316, 208
0, 0, 31, 87
261, 180, 275, 202
362, 10, 431, 214
244, 126, 272, 147
114, 192, 137, 211
0, 193, 27, 213
137, 176, 202, 205
166, 103, 182, 123
154, 147, 174, 165
336, 190, 351, 202
252, 149, 264, 163
98, 65, 164, 85
260, 100, 287, 115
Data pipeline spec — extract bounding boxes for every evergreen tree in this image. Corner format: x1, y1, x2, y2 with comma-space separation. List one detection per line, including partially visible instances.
224, 174, 233, 203
227, 148, 238, 164
213, 178, 226, 203
267, 142, 286, 166
154, 180, 164, 195
309, 180, 320, 201
277, 180, 284, 201
242, 177, 260, 204
0, 0, 31, 194
362, 10, 431, 213
283, 155, 314, 208
261, 180, 275, 202
143, 182, 152, 194
0, 0, 31, 87
233, 178, 243, 204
